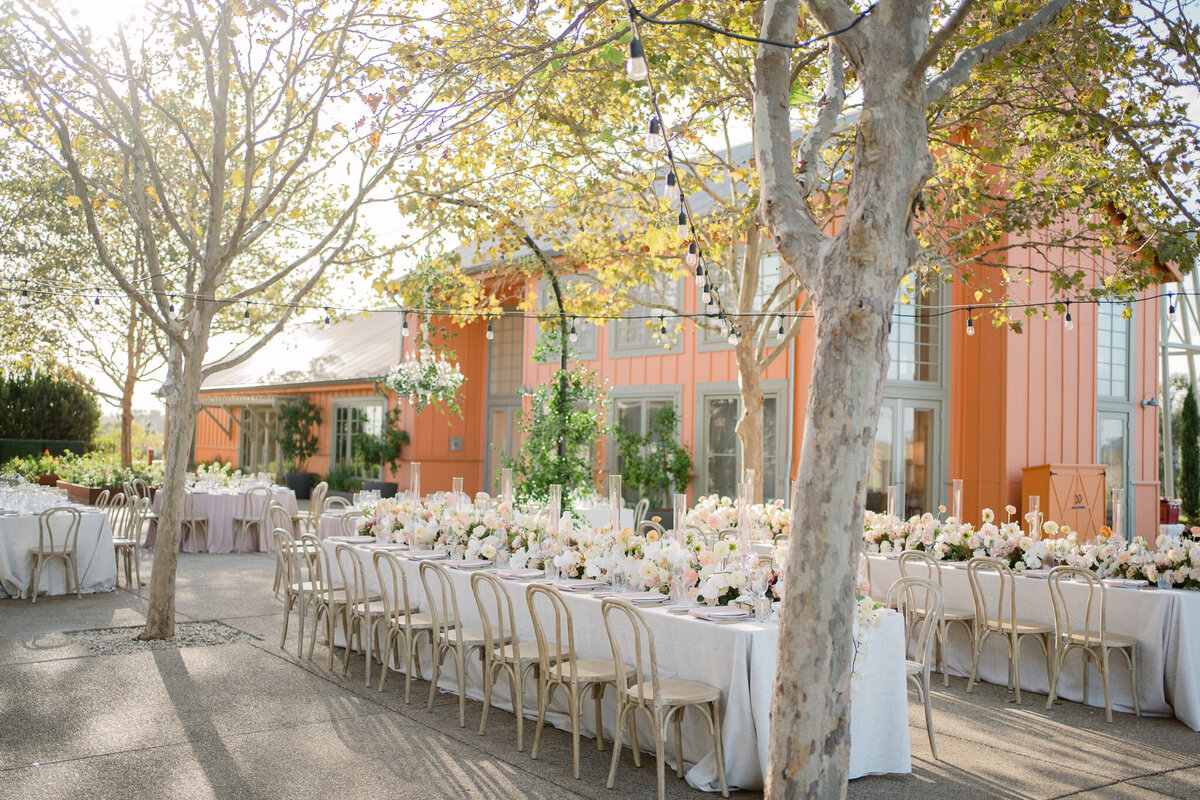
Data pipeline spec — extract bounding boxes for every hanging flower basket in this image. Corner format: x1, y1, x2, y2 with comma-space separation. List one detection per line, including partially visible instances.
384, 348, 465, 415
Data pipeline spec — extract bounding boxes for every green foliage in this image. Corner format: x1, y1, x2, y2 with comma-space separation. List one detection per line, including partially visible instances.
1179, 386, 1200, 520
504, 366, 608, 505
276, 399, 322, 473
324, 462, 363, 493
352, 407, 411, 474
0, 369, 100, 446
92, 420, 164, 460
1, 450, 61, 480
614, 404, 693, 509
33, 449, 162, 488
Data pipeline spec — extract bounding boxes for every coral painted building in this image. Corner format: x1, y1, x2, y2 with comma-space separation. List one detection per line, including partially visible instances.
194, 240, 1172, 541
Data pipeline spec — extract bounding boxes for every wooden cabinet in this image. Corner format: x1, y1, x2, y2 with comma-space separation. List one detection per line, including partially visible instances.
1021, 464, 1107, 542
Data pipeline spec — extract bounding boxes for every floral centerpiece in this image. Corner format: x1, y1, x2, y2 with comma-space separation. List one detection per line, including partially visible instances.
384, 348, 465, 414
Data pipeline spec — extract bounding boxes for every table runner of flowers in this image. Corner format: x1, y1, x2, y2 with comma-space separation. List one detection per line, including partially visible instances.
863, 506, 1200, 589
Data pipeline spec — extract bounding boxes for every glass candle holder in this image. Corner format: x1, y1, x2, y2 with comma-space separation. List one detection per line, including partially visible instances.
951, 478, 963, 525
608, 474, 622, 531
410, 462, 421, 503
672, 492, 688, 545
1027, 495, 1041, 540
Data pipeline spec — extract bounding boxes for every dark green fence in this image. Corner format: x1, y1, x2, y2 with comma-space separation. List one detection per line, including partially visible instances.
0, 439, 87, 461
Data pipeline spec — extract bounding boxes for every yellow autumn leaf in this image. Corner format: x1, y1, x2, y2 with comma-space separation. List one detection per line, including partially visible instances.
974, 290, 984, 302
285, 87, 297, 102
65, 195, 81, 207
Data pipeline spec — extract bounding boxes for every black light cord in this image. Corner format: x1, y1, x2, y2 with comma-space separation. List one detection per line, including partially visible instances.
628, 1, 877, 50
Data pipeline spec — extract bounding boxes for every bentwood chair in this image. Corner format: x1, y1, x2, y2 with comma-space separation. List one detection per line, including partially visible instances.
471, 571, 544, 751
420, 560, 496, 728
527, 584, 634, 778
270, 501, 312, 596
304, 481, 330, 534
966, 557, 1055, 704
633, 498, 650, 531
334, 543, 385, 686
1045, 566, 1140, 722
94, 489, 111, 510
231, 486, 272, 552
601, 598, 730, 800
112, 497, 148, 588
307, 534, 350, 667
275, 529, 317, 656
29, 506, 83, 602
323, 495, 352, 513
638, 519, 667, 538
179, 491, 209, 553
887, 576, 944, 759
372, 550, 434, 700
131, 478, 160, 527
899, 550, 976, 685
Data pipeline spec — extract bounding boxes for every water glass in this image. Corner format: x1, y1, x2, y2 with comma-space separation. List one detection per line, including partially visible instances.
1157, 572, 1173, 590
612, 565, 629, 593
754, 595, 773, 622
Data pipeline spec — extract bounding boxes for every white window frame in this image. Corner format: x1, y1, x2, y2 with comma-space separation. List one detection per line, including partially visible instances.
331, 396, 386, 479
607, 384, 686, 482
533, 277, 599, 362
699, 249, 787, 352
692, 379, 789, 502
610, 278, 685, 358
1096, 301, 1136, 537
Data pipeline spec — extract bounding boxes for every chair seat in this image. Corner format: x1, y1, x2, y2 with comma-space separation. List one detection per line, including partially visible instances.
444, 626, 505, 646
180, 516, 207, 525
905, 660, 928, 677
630, 677, 721, 706
983, 617, 1052, 635
289, 580, 319, 593
492, 639, 544, 663
112, 538, 138, 547
355, 600, 389, 616
28, 547, 73, 556
385, 611, 434, 629
553, 657, 631, 682
942, 607, 974, 621
1062, 630, 1138, 648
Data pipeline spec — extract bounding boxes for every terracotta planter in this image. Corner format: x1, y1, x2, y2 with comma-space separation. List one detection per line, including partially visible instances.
56, 481, 125, 505
37, 474, 60, 486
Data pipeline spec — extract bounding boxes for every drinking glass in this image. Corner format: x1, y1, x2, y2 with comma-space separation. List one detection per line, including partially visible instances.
612, 564, 629, 593
410, 462, 421, 502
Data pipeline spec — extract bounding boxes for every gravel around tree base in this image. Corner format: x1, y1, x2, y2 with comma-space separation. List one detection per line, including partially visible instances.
66, 622, 255, 656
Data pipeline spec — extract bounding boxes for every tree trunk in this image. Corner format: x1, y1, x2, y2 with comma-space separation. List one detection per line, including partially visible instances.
735, 339, 765, 504
141, 313, 212, 639
120, 379, 135, 469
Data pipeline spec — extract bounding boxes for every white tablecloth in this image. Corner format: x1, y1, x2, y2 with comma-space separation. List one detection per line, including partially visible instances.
148, 486, 298, 553
316, 508, 362, 540
0, 510, 116, 599
868, 555, 1200, 730
320, 540, 911, 789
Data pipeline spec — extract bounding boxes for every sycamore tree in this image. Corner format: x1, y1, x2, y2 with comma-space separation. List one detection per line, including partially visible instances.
386, 0, 1195, 507
390, 0, 1197, 795
0, 0, 448, 638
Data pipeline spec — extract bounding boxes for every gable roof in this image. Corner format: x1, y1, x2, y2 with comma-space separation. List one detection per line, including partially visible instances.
201, 311, 401, 391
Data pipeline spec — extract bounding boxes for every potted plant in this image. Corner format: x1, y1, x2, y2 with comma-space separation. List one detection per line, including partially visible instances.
352, 407, 410, 498
324, 462, 362, 502
276, 398, 322, 499
614, 404, 692, 529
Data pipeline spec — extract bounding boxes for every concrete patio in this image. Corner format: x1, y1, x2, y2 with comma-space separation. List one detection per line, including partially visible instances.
0, 552, 1196, 800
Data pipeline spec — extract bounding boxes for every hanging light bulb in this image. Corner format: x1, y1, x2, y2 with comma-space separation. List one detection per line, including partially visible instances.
727, 323, 739, 345
168, 294, 176, 314
626, 35, 648, 81
659, 314, 667, 337
777, 315, 785, 339
677, 208, 689, 240
402, 313, 410, 337
645, 117, 664, 153
486, 319, 494, 340
685, 241, 699, 268
243, 303, 251, 326
1169, 293, 1177, 323
1063, 302, 1073, 331
701, 282, 711, 306
569, 318, 578, 343
323, 307, 331, 327
966, 309, 975, 337
663, 171, 679, 205
694, 261, 704, 287
93, 289, 101, 310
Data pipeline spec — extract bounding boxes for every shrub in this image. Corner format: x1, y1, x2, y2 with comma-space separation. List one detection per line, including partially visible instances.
0, 369, 100, 446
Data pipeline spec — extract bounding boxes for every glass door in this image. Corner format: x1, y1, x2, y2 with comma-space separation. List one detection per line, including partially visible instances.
867, 398, 943, 518
1097, 410, 1130, 536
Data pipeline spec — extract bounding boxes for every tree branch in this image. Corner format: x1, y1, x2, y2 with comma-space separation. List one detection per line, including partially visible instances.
913, 0, 979, 76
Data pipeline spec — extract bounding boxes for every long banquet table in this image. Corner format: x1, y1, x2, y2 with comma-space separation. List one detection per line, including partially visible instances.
147, 485, 298, 553
0, 509, 116, 599
868, 554, 1200, 730
320, 538, 912, 789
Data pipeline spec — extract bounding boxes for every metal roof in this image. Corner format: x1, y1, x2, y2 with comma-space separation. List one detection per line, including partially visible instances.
201, 311, 402, 391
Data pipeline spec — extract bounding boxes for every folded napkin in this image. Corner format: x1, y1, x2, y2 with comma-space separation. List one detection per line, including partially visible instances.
496, 568, 544, 580
612, 591, 668, 606
687, 606, 750, 621
365, 543, 408, 551
327, 535, 375, 544
404, 549, 446, 561
446, 559, 492, 570
552, 578, 607, 592
1020, 569, 1049, 579
1103, 578, 1148, 588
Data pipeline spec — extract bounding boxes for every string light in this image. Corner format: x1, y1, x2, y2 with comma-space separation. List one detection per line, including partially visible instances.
168, 294, 176, 314
626, 31, 648, 81
569, 317, 578, 343
1063, 302, 1073, 331
685, 241, 699, 268
777, 315, 785, 339
966, 308, 975, 337
694, 261, 705, 286
701, 282, 711, 306
1169, 292, 1177, 323
323, 307, 332, 327
659, 314, 667, 336
486, 319, 494, 340
676, 208, 689, 240
663, 171, 679, 204
645, 117, 664, 152
401, 313, 409, 337
244, 302, 252, 326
